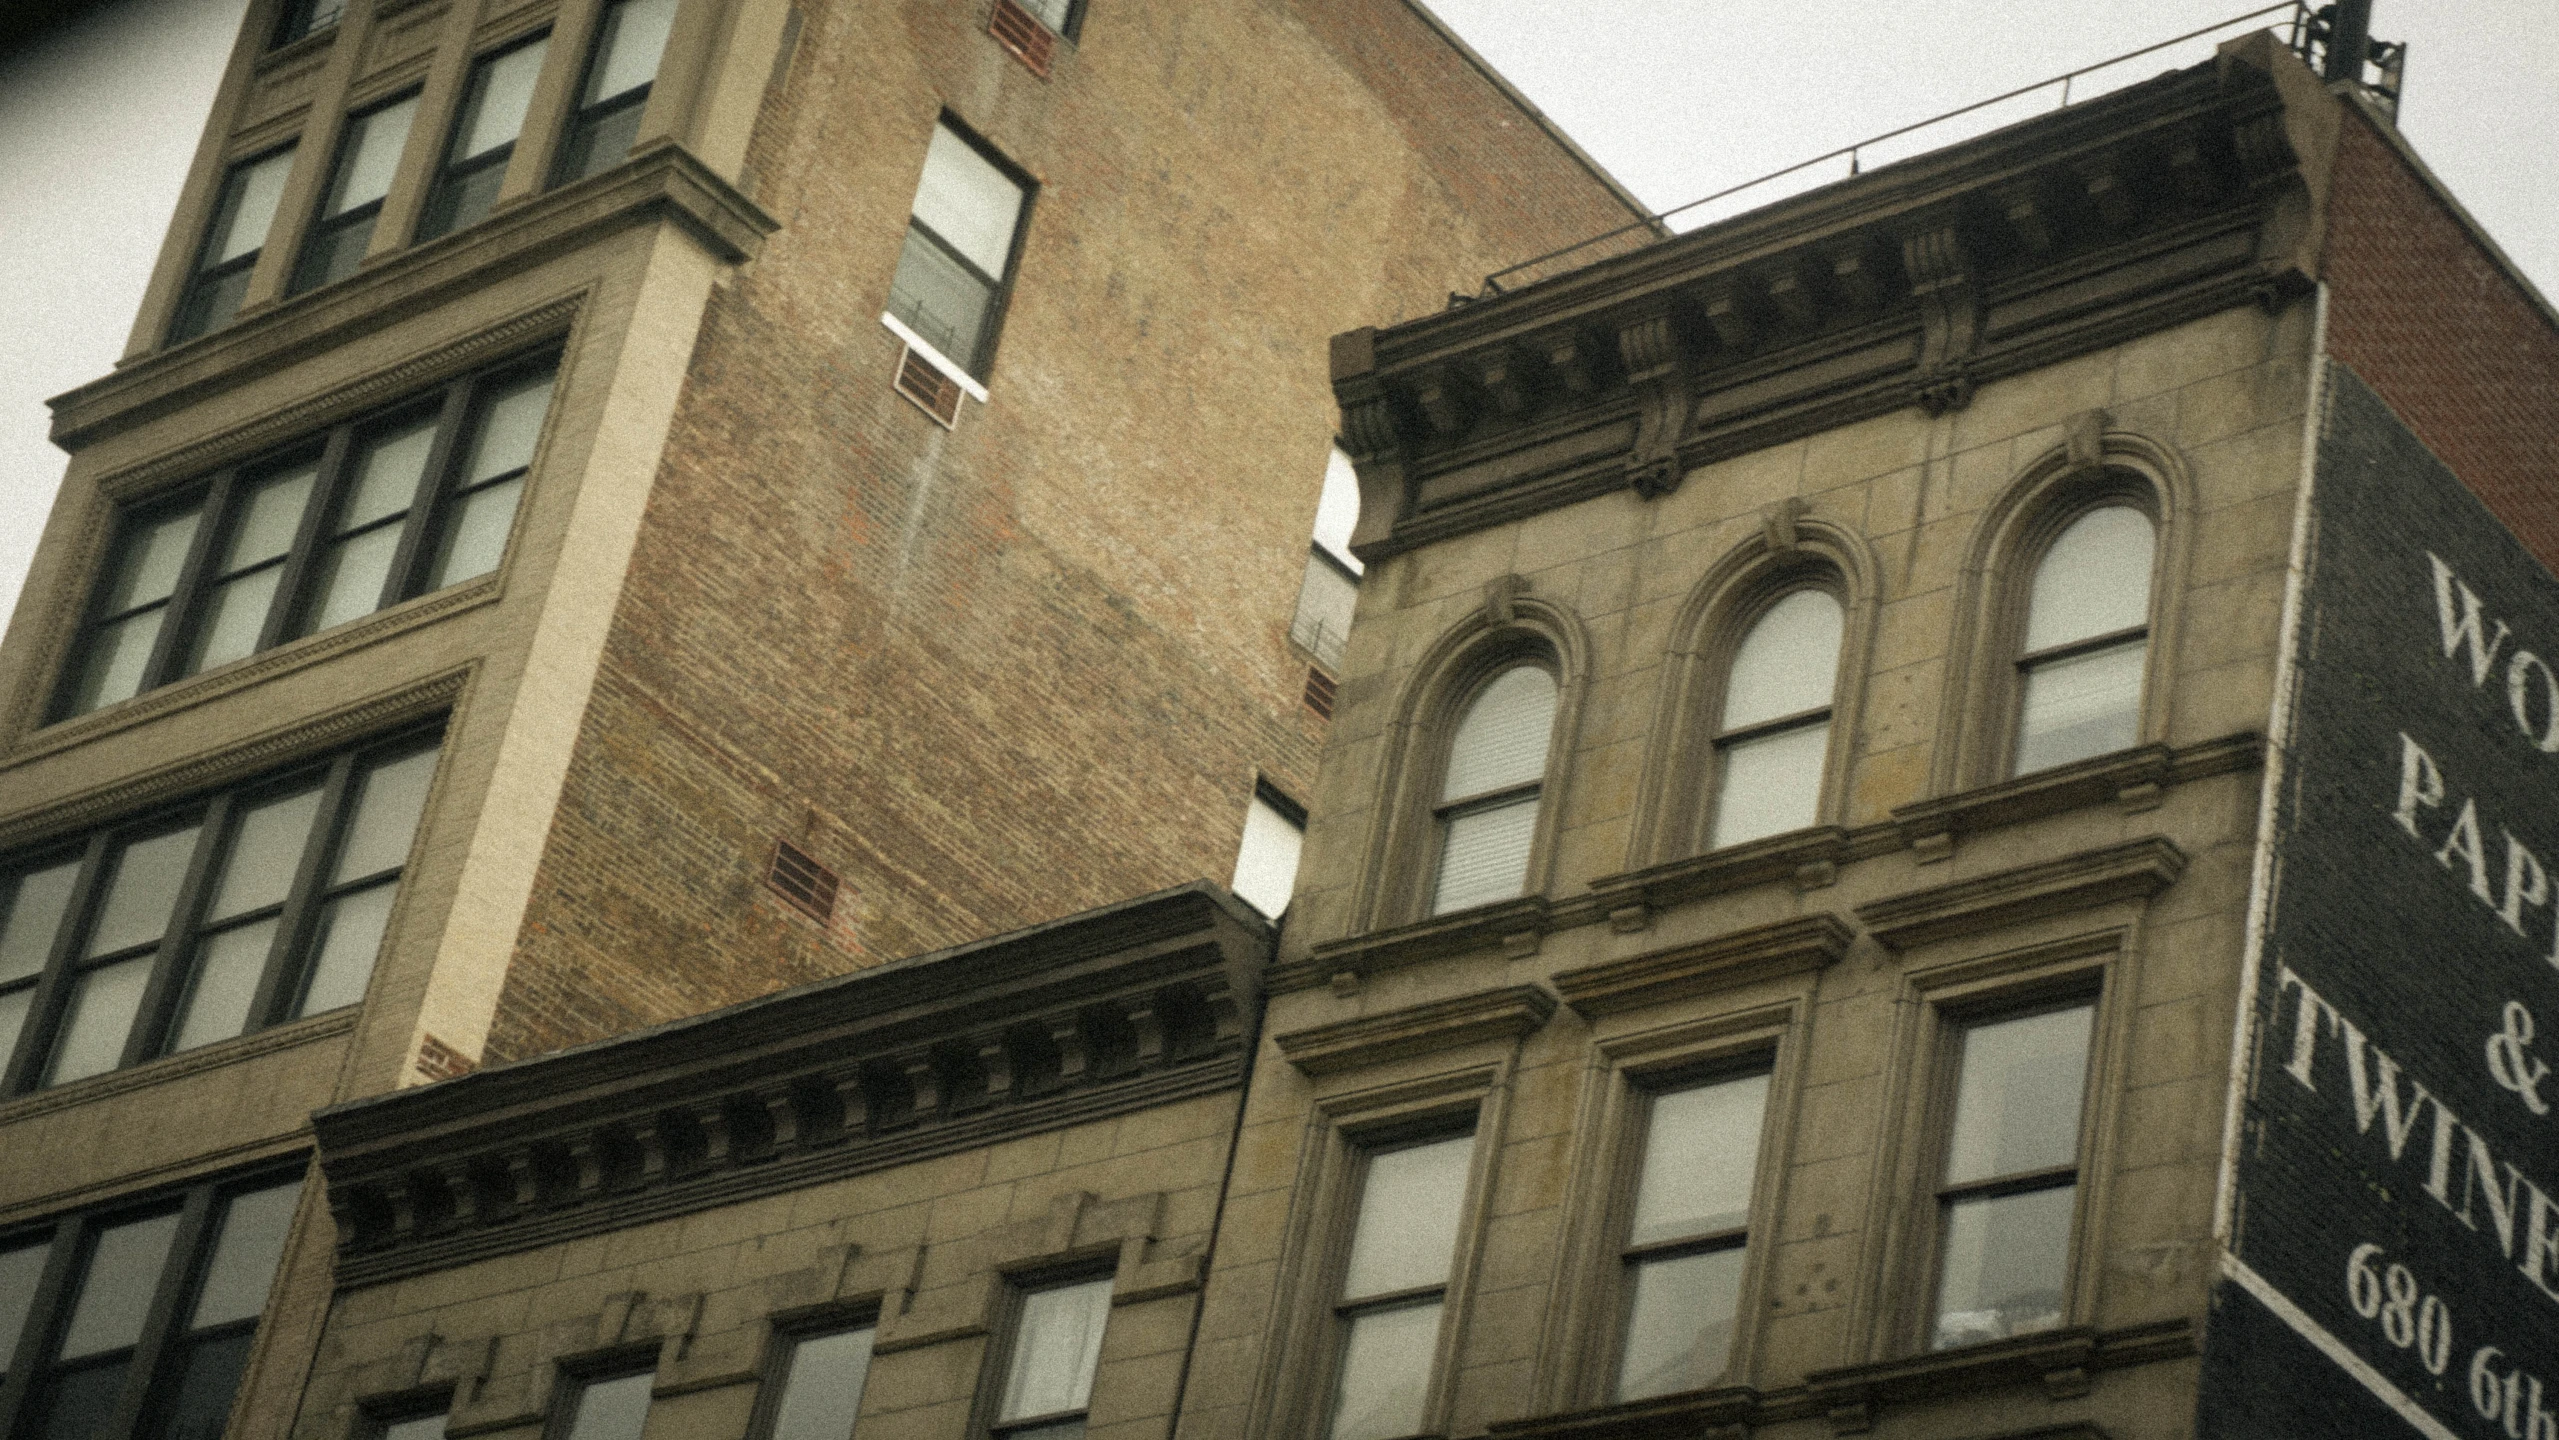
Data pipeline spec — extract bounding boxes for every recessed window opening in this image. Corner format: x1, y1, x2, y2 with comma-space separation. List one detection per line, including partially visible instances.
887, 122, 1033, 382
1614, 1068, 1770, 1401
768, 840, 839, 922
553, 0, 678, 186
767, 1323, 875, 1440
556, 1367, 655, 1440
1328, 1130, 1474, 1440
993, 1275, 1113, 1440
1929, 1000, 2096, 1349
1707, 587, 1842, 849
1229, 783, 1306, 919
170, 146, 297, 343
272, 0, 346, 48
1429, 665, 1556, 916
291, 91, 419, 295
2012, 505, 2153, 776
419, 33, 551, 241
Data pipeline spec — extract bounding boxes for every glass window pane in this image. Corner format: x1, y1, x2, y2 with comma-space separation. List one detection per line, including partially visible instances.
887, 229, 995, 372
1290, 553, 1357, 669
184, 569, 284, 675
1440, 668, 1556, 801
1020, 0, 1073, 29
0, 988, 32, 1072
210, 786, 323, 920
912, 126, 1025, 278
173, 266, 257, 342
293, 214, 377, 293
1430, 795, 1538, 916
584, 0, 678, 104
1327, 1301, 1440, 1440
103, 508, 203, 614
1615, 1245, 1747, 1402
2, 860, 83, 983
382, 1415, 448, 1440
1944, 1005, 2094, 1185
422, 160, 509, 240
1933, 1183, 2076, 1349
1314, 447, 1364, 574
221, 465, 318, 572
1707, 720, 1829, 850
301, 526, 403, 635
35, 1358, 130, 1440
1719, 590, 1842, 731
70, 611, 166, 714
428, 476, 522, 588
2022, 506, 2154, 653
154, 1330, 256, 1440
325, 97, 417, 216
770, 1326, 874, 1440
169, 919, 278, 1052
57, 1211, 181, 1359
555, 98, 646, 185
464, 373, 555, 482
208, 149, 295, 265
47, 957, 154, 1085
344, 422, 438, 530
1001, 1277, 1112, 1420
1341, 1135, 1472, 1300
190, 1180, 301, 1329
454, 39, 548, 160
1628, 1074, 1770, 1247
1230, 796, 1304, 919
336, 748, 438, 882
0, 1239, 48, 1377
297, 883, 395, 1016
2014, 639, 2145, 775
87, 825, 203, 958
563, 1370, 655, 1440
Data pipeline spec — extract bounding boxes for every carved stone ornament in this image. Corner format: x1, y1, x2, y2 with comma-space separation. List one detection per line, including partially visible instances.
1615, 305, 1691, 497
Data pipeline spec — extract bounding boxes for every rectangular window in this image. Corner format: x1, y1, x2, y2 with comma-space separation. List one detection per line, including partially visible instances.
887, 121, 1032, 381
1015, 0, 1082, 39
1288, 547, 1358, 671
58, 353, 555, 719
551, 0, 678, 186
555, 1368, 655, 1440
271, 0, 346, 47
1229, 783, 1305, 919
0, 729, 441, 1095
378, 1410, 451, 1440
418, 33, 551, 242
169, 146, 296, 343
291, 90, 420, 295
1928, 1002, 2096, 1350
0, 1169, 303, 1439
991, 1276, 1112, 1440
765, 1324, 875, 1440
1328, 1131, 1473, 1440
1613, 1071, 1769, 1401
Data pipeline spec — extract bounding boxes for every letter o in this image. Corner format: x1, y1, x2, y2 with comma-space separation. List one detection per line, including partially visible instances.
2509, 652, 2559, 752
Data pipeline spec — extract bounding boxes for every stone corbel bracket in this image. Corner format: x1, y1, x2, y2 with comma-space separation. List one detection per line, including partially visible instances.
1615, 298, 1694, 497
1900, 216, 1980, 415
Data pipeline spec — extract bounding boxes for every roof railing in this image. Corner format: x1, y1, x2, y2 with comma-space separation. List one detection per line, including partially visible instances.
1469, 1, 2401, 302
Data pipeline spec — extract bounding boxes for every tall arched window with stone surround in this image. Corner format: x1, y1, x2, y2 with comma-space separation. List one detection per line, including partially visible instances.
1429, 664, 1558, 915
1706, 588, 1845, 848
2012, 505, 2156, 775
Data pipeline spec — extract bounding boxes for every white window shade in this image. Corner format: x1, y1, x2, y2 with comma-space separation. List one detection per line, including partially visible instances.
2023, 507, 2153, 651
1231, 794, 1304, 918
1314, 446, 1365, 574
1440, 668, 1555, 801
913, 126, 1025, 275
1720, 590, 1842, 730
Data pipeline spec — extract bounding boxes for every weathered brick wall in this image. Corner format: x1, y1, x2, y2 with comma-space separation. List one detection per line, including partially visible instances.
483, 0, 1642, 1059
2322, 108, 2559, 569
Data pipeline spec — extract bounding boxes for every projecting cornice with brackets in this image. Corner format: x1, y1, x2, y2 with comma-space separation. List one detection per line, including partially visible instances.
1330, 47, 2313, 560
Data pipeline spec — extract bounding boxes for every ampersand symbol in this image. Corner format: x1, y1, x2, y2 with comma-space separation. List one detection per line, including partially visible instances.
2486, 1001, 2552, 1116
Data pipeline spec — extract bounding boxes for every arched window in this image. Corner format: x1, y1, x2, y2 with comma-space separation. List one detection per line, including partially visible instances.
2013, 505, 2154, 775
1708, 588, 1844, 848
1430, 665, 1557, 915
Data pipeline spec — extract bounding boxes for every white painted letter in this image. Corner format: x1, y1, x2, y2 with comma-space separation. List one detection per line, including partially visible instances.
2523, 1179, 2559, 1305
2341, 1019, 2432, 1159
2513, 651, 2559, 752
2397, 734, 2446, 838
2278, 965, 2337, 1091
2440, 799, 2496, 905
2432, 552, 2513, 686
2504, 831, 2552, 935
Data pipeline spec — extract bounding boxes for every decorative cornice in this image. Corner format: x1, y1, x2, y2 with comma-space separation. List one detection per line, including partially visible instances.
313, 885, 1270, 1285
0, 668, 467, 851
1584, 826, 1889, 931
1856, 837, 2189, 952
1284, 895, 1584, 994
1550, 915, 1853, 1018
1271, 985, 1557, 1076
1889, 735, 2262, 857
1331, 60, 2302, 561
51, 143, 773, 452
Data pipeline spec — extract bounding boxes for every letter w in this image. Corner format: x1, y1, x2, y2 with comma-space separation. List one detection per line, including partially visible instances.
2342, 1017, 2432, 1160
2432, 552, 2512, 687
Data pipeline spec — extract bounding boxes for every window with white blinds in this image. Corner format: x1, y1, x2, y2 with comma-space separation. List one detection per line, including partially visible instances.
1708, 589, 1843, 849
2013, 506, 2154, 776
1429, 665, 1557, 915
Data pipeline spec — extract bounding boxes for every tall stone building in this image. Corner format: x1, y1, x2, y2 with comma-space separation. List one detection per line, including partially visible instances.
0, 0, 1646, 1433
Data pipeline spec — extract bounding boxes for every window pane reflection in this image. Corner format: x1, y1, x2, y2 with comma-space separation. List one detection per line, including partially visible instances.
1617, 1246, 1746, 1401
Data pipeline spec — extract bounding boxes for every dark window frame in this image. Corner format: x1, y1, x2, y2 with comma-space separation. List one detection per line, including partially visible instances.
168, 143, 300, 345
747, 1303, 880, 1440
974, 1265, 1117, 1440
1018, 0, 1086, 42
889, 117, 1038, 383
549, 0, 673, 188
269, 0, 346, 49
1604, 1057, 1775, 1402
0, 1162, 308, 1438
1316, 1122, 1479, 1440
54, 350, 558, 722
545, 1352, 662, 1440
290, 87, 422, 297
0, 724, 444, 1098
418, 29, 554, 243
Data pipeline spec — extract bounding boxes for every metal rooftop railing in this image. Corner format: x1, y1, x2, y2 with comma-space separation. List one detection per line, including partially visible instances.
1469, 1, 2404, 300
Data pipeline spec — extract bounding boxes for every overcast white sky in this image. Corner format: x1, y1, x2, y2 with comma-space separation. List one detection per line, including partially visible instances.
2, 0, 2553, 631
